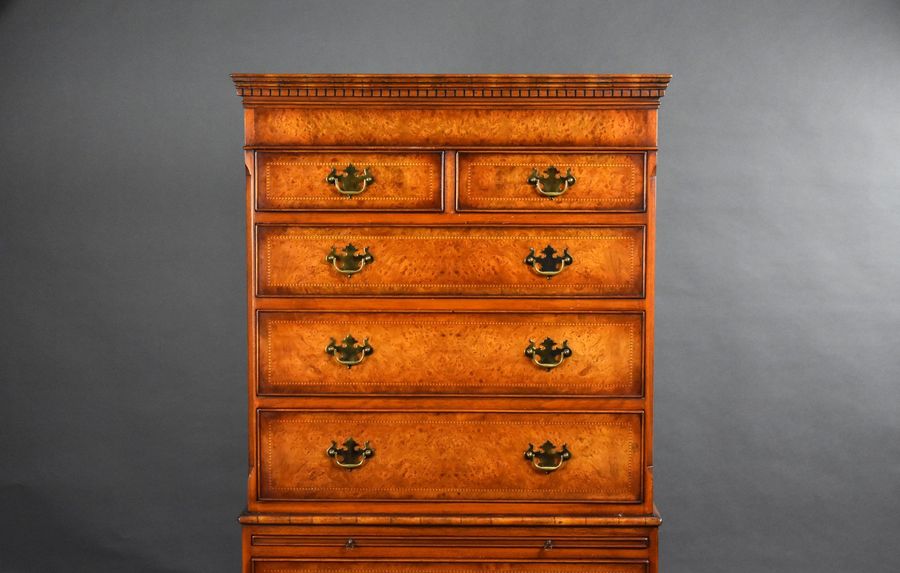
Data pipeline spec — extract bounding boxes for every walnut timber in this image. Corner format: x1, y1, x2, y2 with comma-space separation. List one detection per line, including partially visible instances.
233, 73, 670, 573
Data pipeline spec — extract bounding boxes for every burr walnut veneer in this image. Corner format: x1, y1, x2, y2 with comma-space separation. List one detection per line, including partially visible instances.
232, 74, 670, 573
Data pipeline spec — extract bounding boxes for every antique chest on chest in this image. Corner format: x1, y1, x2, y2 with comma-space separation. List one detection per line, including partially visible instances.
232, 73, 671, 573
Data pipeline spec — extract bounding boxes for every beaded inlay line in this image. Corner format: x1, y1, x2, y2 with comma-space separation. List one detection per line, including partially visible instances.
263, 320, 638, 389
264, 161, 437, 202
464, 161, 640, 205
262, 232, 640, 290
262, 416, 638, 496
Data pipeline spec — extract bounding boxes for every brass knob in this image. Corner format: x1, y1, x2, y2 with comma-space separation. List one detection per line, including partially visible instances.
524, 245, 572, 279
524, 441, 571, 473
326, 243, 374, 276
326, 335, 374, 368
524, 338, 572, 371
327, 438, 374, 469
527, 166, 575, 198
326, 164, 375, 196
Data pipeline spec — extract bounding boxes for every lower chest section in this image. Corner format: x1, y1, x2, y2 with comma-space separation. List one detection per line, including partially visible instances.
243, 522, 659, 573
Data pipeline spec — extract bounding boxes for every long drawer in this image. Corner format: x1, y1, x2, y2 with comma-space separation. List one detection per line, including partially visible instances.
257, 311, 643, 396
252, 561, 647, 573
248, 530, 652, 560
257, 410, 643, 503
256, 225, 645, 297
242, 518, 661, 564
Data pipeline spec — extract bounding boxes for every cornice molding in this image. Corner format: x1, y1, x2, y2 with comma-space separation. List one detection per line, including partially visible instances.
231, 74, 671, 102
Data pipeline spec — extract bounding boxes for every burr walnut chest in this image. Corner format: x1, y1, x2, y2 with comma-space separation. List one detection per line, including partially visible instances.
232, 74, 671, 573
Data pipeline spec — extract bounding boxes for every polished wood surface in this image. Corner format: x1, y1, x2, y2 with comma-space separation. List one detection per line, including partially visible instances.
257, 151, 444, 211
258, 410, 642, 502
457, 152, 646, 212
257, 225, 645, 297
253, 561, 647, 573
253, 562, 647, 573
244, 520, 660, 573
248, 107, 658, 148
233, 73, 669, 573
258, 311, 644, 396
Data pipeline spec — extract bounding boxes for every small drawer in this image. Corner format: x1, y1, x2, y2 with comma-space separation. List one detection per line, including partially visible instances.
258, 311, 644, 397
256, 225, 645, 298
457, 152, 645, 212
252, 560, 647, 573
257, 410, 643, 504
256, 151, 443, 211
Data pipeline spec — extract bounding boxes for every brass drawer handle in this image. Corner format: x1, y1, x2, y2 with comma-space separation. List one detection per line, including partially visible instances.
326, 243, 374, 276
527, 166, 575, 198
524, 441, 571, 473
524, 245, 572, 278
327, 438, 374, 469
326, 164, 375, 196
326, 335, 374, 368
525, 338, 572, 371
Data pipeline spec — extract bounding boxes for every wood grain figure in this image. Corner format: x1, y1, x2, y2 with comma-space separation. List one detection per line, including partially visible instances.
233, 73, 670, 573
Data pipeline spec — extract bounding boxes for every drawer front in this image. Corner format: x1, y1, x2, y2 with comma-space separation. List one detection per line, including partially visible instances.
458, 152, 645, 212
249, 107, 658, 148
250, 532, 651, 560
253, 561, 647, 573
258, 411, 643, 503
256, 151, 443, 211
257, 226, 645, 297
258, 311, 643, 396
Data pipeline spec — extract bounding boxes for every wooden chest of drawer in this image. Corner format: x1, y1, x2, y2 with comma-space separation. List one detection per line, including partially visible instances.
233, 74, 670, 573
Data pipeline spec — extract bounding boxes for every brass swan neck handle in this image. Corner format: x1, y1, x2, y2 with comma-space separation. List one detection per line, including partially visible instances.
326, 243, 374, 276
326, 164, 375, 196
527, 166, 576, 198
326, 335, 374, 368
327, 438, 374, 469
525, 338, 572, 371
525, 245, 573, 279
524, 441, 571, 473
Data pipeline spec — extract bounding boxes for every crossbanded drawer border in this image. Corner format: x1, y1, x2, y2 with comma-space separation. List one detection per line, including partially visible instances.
256, 410, 644, 504
263, 161, 437, 202
258, 312, 643, 396
456, 151, 647, 212
258, 227, 644, 294
255, 150, 445, 212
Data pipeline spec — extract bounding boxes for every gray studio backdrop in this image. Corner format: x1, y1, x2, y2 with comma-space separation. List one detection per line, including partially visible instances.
1, 1, 898, 572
